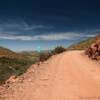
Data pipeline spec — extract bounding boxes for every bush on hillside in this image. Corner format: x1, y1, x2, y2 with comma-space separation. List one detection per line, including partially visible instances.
52, 46, 66, 55
0, 57, 32, 84
39, 52, 52, 62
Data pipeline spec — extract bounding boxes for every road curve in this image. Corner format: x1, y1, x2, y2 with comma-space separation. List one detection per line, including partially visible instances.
1, 50, 100, 100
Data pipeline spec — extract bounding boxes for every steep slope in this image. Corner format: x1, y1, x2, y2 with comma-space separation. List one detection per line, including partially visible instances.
20, 51, 39, 62
1, 51, 100, 100
68, 35, 100, 50
0, 47, 29, 59
0, 47, 33, 84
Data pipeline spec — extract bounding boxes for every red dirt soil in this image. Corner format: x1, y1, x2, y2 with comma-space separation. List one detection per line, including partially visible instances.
0, 50, 100, 100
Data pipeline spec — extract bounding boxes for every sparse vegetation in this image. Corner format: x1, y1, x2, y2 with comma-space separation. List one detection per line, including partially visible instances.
39, 51, 52, 62
0, 56, 33, 84
52, 46, 66, 55
3, 34, 100, 84
38, 46, 66, 62
0, 46, 61, 84
67, 37, 97, 50
0, 47, 34, 84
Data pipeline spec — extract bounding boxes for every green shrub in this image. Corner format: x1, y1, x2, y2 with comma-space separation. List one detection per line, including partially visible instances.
0, 57, 32, 84
52, 46, 66, 55
38, 46, 66, 62
39, 52, 52, 62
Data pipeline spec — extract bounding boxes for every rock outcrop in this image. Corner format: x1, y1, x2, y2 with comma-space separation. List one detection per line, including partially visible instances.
85, 35, 100, 60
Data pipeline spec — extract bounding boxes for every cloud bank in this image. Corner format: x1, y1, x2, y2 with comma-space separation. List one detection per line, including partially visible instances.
0, 21, 98, 41
0, 32, 97, 41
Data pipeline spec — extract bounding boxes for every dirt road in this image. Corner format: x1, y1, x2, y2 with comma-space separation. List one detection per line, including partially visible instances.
1, 51, 100, 100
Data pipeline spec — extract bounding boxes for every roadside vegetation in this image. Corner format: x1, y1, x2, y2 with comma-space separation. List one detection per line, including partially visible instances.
0, 46, 66, 84
0, 35, 100, 84
39, 46, 66, 61
52, 46, 66, 55
0, 57, 32, 84
67, 37, 97, 50
0, 47, 33, 84
1, 34, 100, 84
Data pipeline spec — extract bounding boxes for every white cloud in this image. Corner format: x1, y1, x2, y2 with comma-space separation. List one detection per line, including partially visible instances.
0, 32, 97, 41
0, 21, 99, 41
0, 22, 50, 32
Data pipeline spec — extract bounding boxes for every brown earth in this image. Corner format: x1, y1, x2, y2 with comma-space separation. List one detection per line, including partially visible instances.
0, 50, 100, 100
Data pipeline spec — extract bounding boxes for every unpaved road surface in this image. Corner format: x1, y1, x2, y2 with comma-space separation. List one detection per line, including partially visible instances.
0, 51, 100, 100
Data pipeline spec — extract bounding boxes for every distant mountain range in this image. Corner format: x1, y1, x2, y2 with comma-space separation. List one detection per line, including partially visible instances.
0, 34, 99, 84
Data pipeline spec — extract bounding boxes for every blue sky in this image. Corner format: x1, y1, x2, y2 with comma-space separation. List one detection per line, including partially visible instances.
0, 0, 100, 51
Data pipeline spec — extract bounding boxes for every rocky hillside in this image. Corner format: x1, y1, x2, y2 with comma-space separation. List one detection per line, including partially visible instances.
0, 47, 33, 84
68, 35, 100, 50
85, 36, 100, 60
67, 34, 100, 61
